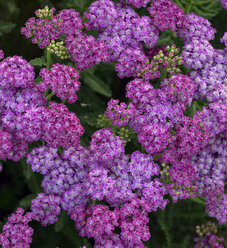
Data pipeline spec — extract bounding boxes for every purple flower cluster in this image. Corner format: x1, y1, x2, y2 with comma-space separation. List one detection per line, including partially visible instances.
192, 132, 227, 224
21, 7, 109, 70
65, 34, 109, 71
0, 208, 34, 248
194, 222, 224, 248
39, 63, 81, 103
90, 128, 125, 161
0, 56, 35, 88
159, 74, 196, 106
177, 13, 216, 42
31, 193, 61, 226
21, 16, 61, 48
105, 99, 135, 127
182, 39, 214, 69
147, 0, 186, 32
85, 0, 159, 77
190, 49, 226, 103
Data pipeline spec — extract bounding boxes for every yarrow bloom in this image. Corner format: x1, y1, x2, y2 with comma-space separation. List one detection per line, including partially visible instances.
90, 128, 125, 161
85, 0, 159, 78
0, 208, 34, 248
147, 0, 186, 32
65, 34, 109, 71
159, 74, 196, 106
105, 98, 135, 127
39, 63, 81, 103
177, 13, 216, 42
182, 39, 214, 69
31, 193, 61, 226
42, 102, 84, 148
0, 56, 35, 88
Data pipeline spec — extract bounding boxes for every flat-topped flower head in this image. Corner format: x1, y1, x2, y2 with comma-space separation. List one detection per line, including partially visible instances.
39, 63, 81, 103
0, 56, 35, 88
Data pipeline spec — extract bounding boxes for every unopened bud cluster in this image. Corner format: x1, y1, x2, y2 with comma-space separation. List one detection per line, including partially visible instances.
194, 222, 224, 248
117, 127, 132, 144
139, 44, 183, 80
35, 6, 56, 19
96, 114, 111, 128
47, 40, 70, 59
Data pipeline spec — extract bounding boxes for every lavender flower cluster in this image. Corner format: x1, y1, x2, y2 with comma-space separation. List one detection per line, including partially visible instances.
0, 0, 226, 247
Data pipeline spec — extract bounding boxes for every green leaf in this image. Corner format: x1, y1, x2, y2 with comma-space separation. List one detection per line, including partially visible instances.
30, 57, 46, 67
21, 158, 33, 180
19, 194, 36, 209
80, 112, 99, 127
54, 211, 67, 232
0, 20, 16, 36
81, 72, 112, 97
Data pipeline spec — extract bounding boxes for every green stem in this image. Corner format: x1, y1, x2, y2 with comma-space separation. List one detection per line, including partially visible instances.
46, 92, 55, 101
46, 48, 51, 69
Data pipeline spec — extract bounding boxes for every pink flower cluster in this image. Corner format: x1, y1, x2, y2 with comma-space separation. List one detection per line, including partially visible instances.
39, 63, 81, 103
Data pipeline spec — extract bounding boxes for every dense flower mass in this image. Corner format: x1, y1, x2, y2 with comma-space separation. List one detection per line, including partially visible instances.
147, 0, 186, 32
31, 193, 61, 226
0, 208, 34, 248
85, 0, 159, 77
177, 13, 216, 42
0, 56, 35, 88
0, 1, 227, 247
39, 63, 81, 103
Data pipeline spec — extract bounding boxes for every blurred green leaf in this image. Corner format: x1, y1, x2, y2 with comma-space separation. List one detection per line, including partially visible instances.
19, 193, 36, 209
54, 211, 67, 232
30, 57, 46, 67
21, 158, 33, 180
81, 72, 112, 97
0, 20, 16, 36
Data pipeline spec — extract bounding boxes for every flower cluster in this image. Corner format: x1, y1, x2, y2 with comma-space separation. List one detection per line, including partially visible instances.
0, 130, 12, 160
177, 13, 216, 42
0, 56, 35, 88
105, 99, 135, 127
39, 63, 81, 103
85, 0, 159, 77
31, 193, 61, 226
0, 208, 34, 248
21, 7, 109, 70
147, 0, 186, 32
